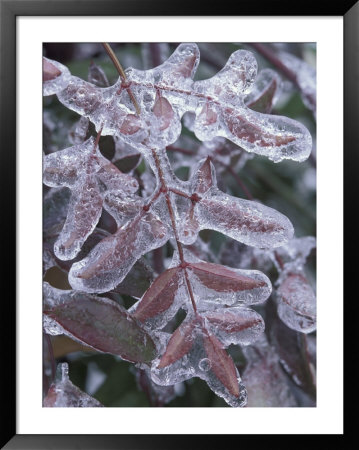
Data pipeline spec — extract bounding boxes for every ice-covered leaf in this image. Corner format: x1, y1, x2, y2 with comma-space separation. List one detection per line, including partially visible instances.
242, 336, 297, 407
157, 319, 197, 368
196, 187, 294, 249
43, 283, 157, 363
53, 175, 103, 260
133, 267, 182, 322
88, 61, 110, 87
43, 58, 61, 82
276, 272, 316, 334
153, 94, 175, 131
191, 157, 216, 195
267, 303, 316, 396
151, 322, 247, 407
43, 137, 139, 260
189, 261, 267, 293
53, 44, 311, 162
279, 51, 316, 113
203, 307, 265, 347
44, 363, 103, 407
68, 117, 90, 145
43, 57, 72, 96
244, 68, 281, 113
69, 209, 169, 293
202, 333, 240, 398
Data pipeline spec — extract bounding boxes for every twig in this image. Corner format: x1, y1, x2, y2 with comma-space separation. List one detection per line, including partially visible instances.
102, 43, 141, 116
248, 43, 316, 112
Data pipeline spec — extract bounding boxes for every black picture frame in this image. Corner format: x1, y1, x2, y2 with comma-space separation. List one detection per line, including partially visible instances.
1, 1, 356, 448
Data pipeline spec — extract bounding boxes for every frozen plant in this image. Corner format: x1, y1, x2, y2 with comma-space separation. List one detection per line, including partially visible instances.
43, 43, 316, 407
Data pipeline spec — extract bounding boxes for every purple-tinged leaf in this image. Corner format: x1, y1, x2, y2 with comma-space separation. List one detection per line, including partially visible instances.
133, 268, 182, 321
197, 188, 294, 249
244, 69, 280, 113
191, 157, 216, 195
203, 333, 240, 398
153, 95, 175, 131
157, 320, 197, 368
277, 272, 316, 334
43, 57, 61, 82
189, 261, 267, 292
43, 284, 157, 363
69, 211, 169, 293
204, 307, 265, 346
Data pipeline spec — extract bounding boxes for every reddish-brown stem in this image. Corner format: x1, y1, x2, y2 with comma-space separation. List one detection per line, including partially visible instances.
151, 149, 198, 314
274, 251, 285, 271
248, 43, 316, 112
102, 43, 141, 116
168, 187, 191, 199
167, 145, 195, 156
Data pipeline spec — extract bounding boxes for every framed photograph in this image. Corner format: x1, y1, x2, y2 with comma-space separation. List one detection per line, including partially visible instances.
2, 1, 355, 448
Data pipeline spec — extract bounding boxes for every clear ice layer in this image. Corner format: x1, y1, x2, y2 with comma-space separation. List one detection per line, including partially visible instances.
43, 137, 139, 260
43, 57, 72, 96
43, 363, 103, 407
150, 320, 248, 407
52, 44, 312, 162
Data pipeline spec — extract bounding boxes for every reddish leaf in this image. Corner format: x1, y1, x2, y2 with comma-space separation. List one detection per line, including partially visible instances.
225, 111, 295, 147
119, 114, 141, 135
277, 272, 316, 332
197, 102, 218, 126
55, 177, 103, 259
153, 95, 174, 131
193, 157, 214, 195
43, 57, 61, 82
204, 310, 263, 333
69, 211, 168, 293
167, 44, 199, 79
44, 291, 157, 363
157, 320, 197, 368
203, 334, 240, 398
198, 193, 293, 249
245, 76, 278, 114
189, 262, 266, 292
133, 268, 182, 321
265, 300, 316, 398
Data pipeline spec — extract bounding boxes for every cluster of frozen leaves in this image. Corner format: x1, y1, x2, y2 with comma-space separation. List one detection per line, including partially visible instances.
42, 43, 314, 407
44, 43, 312, 163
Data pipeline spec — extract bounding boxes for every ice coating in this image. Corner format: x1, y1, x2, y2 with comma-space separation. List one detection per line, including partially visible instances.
43, 282, 158, 363
244, 68, 281, 113
68, 208, 169, 293
203, 307, 265, 347
68, 116, 90, 145
242, 335, 297, 407
88, 61, 110, 87
279, 51, 316, 113
184, 251, 272, 308
150, 321, 247, 407
43, 363, 103, 407
276, 271, 316, 334
43, 137, 139, 260
43, 57, 72, 96
272, 236, 316, 276
219, 240, 273, 272
53, 44, 311, 162
196, 187, 294, 249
